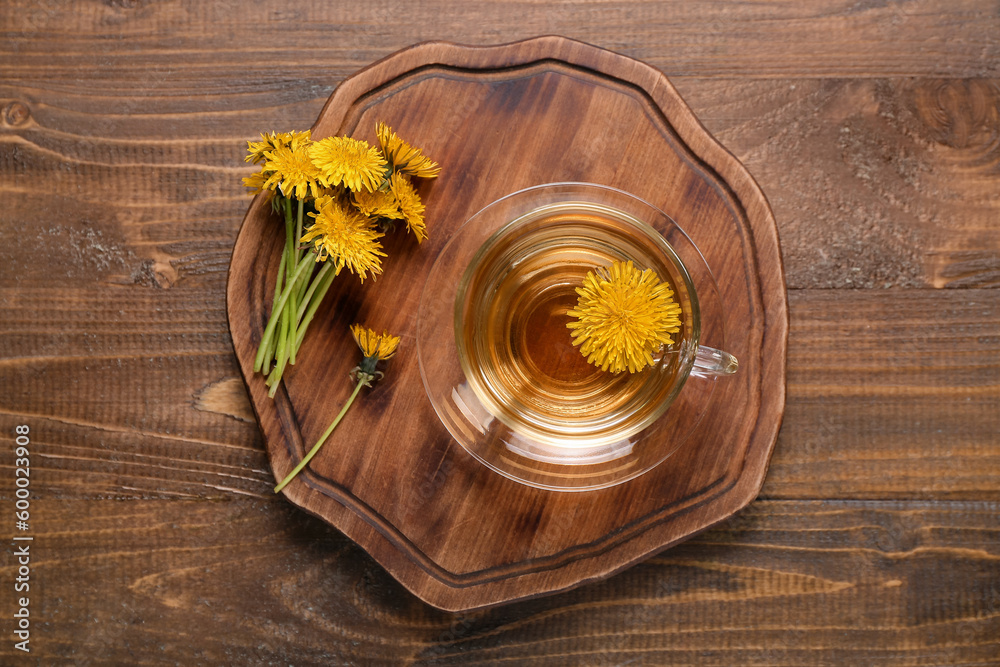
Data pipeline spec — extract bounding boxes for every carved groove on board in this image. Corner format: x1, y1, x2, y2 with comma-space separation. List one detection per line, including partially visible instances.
288, 464, 741, 587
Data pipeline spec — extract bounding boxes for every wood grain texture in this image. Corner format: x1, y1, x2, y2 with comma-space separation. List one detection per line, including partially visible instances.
2, 0, 998, 79
0, 0, 997, 659
677, 78, 1000, 290
4, 77, 998, 291
1, 290, 995, 502
227, 36, 787, 610
767, 289, 1000, 500
0, 498, 995, 665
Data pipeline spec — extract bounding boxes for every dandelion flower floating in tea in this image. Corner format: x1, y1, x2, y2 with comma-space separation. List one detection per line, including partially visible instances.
273, 324, 400, 494
567, 259, 682, 374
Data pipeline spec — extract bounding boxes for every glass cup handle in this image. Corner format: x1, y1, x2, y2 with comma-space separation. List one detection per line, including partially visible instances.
691, 346, 739, 379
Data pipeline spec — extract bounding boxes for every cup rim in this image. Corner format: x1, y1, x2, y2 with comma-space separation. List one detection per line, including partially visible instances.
416, 181, 725, 491
452, 190, 703, 446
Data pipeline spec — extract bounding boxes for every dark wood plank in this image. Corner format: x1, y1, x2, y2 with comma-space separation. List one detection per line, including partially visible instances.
1, 498, 995, 665
1, 0, 998, 79
0, 285, 269, 498
3, 79, 997, 292
766, 289, 1000, 499
1, 290, 996, 502
674, 78, 1000, 290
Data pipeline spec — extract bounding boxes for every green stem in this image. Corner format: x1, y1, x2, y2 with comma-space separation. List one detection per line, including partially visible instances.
273, 236, 287, 298
267, 273, 303, 394
265, 301, 297, 396
296, 203, 311, 306
273, 378, 365, 494
284, 197, 295, 283
289, 199, 306, 366
256, 196, 295, 375
286, 199, 300, 365
265, 348, 287, 397
292, 262, 338, 354
294, 261, 334, 326
269, 293, 291, 385
262, 326, 279, 375
255, 247, 287, 374
295, 199, 305, 260
284, 282, 296, 367
252, 254, 315, 375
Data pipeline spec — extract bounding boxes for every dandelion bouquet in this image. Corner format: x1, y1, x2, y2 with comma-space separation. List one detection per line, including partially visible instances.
242, 123, 439, 396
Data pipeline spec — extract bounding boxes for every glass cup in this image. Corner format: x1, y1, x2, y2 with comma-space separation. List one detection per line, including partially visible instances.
417, 183, 737, 491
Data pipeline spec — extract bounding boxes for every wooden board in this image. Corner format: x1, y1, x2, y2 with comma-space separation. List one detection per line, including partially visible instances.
228, 37, 787, 609
226, 37, 786, 610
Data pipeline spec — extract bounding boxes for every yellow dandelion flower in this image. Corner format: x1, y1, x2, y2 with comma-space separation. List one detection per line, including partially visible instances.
242, 170, 267, 194
353, 188, 403, 220
273, 322, 400, 494
566, 260, 683, 374
300, 195, 386, 281
376, 122, 441, 178
245, 130, 310, 164
309, 136, 387, 193
390, 172, 428, 243
350, 324, 401, 361
261, 142, 324, 200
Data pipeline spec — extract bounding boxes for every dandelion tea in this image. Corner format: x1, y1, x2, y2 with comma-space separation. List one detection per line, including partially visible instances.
456, 202, 693, 451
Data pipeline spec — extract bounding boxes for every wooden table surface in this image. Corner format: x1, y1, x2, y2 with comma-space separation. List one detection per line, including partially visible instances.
2, 1, 998, 664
